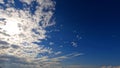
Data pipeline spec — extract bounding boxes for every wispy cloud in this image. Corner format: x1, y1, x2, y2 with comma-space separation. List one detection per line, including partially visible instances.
63, 65, 99, 68
101, 65, 120, 68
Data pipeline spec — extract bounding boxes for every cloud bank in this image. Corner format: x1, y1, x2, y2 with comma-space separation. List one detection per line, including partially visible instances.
101, 65, 120, 68
63, 65, 120, 68
0, 0, 81, 68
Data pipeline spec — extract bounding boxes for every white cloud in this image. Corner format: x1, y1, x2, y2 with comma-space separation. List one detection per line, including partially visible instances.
49, 53, 83, 62
0, 0, 56, 67
20, 0, 34, 5
54, 51, 62, 55
0, 0, 82, 68
0, 0, 4, 4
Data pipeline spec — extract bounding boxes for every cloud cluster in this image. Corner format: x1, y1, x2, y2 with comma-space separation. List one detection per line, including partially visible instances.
0, 0, 81, 68
0, 0, 54, 56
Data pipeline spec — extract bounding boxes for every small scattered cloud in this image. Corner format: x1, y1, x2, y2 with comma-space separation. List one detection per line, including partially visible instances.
59, 45, 63, 47
49, 42, 54, 45
54, 51, 62, 55
71, 41, 78, 47
76, 35, 82, 40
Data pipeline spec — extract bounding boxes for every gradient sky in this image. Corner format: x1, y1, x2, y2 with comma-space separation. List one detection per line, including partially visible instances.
0, 0, 120, 68
52, 0, 120, 67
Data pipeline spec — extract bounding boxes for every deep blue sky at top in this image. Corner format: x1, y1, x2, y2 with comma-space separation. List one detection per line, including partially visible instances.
54, 0, 120, 66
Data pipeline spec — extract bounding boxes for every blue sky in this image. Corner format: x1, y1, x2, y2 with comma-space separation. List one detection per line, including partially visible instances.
52, 0, 120, 67
0, 0, 120, 68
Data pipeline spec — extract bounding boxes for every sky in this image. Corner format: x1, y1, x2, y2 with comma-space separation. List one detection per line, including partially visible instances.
54, 0, 120, 67
0, 0, 120, 68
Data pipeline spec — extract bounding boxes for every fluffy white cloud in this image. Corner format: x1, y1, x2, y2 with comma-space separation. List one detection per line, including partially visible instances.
0, 0, 82, 68
0, 0, 56, 67
0, 0, 54, 58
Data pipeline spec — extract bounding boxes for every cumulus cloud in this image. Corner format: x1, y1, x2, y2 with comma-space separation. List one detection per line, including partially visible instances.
0, 0, 82, 68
